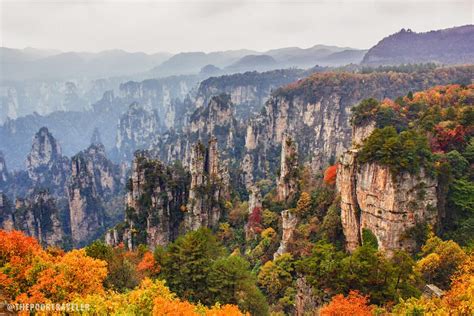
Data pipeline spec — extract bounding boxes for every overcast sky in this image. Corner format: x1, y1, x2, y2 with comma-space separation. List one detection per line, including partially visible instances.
1, 0, 472, 53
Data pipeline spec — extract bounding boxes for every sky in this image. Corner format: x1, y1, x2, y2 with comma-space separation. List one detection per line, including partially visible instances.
0, 0, 472, 54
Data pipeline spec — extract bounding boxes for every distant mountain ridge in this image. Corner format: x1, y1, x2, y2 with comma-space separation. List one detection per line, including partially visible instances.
0, 47, 172, 80
150, 45, 366, 77
362, 25, 474, 66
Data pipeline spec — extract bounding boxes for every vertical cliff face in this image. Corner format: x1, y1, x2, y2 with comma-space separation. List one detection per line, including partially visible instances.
185, 138, 229, 231
276, 136, 299, 202
195, 69, 308, 121
337, 123, 439, 254
25, 127, 71, 195
13, 191, 67, 247
0, 193, 14, 231
150, 93, 245, 171
115, 102, 162, 161
68, 143, 123, 247
118, 76, 198, 130
188, 94, 244, 159
109, 151, 190, 249
0, 151, 9, 188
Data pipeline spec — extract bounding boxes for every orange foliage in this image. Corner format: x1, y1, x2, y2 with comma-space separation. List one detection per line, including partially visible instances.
152, 297, 247, 316
153, 296, 197, 316
442, 254, 474, 314
0, 230, 107, 304
320, 290, 373, 316
324, 164, 338, 185
0, 230, 42, 259
138, 251, 161, 275
206, 304, 247, 316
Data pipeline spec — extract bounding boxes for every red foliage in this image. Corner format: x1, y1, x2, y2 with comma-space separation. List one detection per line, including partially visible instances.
248, 207, 263, 234
431, 125, 466, 153
324, 164, 338, 185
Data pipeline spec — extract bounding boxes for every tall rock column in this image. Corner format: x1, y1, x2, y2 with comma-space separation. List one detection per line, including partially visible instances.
276, 135, 299, 202
185, 137, 229, 231
25, 127, 71, 195
0, 152, 9, 187
68, 143, 122, 247
107, 151, 190, 250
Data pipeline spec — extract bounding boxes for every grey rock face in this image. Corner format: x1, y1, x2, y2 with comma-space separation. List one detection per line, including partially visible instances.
68, 143, 124, 247
111, 151, 190, 250
14, 190, 67, 248
0, 193, 14, 231
25, 127, 71, 195
185, 138, 229, 231
0, 151, 9, 187
276, 135, 299, 202
115, 103, 162, 161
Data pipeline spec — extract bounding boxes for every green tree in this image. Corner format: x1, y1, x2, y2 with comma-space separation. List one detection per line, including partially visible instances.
208, 255, 268, 315
446, 150, 469, 179
296, 241, 347, 298
161, 228, 225, 303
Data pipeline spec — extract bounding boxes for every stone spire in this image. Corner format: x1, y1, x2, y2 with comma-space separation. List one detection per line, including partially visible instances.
0, 151, 9, 186
276, 135, 299, 202
27, 127, 62, 173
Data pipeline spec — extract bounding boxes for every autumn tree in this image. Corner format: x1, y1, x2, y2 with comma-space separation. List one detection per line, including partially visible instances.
417, 233, 467, 288
320, 290, 373, 316
323, 165, 338, 185
258, 253, 295, 304
295, 192, 312, 216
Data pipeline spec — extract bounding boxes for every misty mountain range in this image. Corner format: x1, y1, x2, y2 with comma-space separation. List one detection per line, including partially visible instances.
1, 44, 366, 81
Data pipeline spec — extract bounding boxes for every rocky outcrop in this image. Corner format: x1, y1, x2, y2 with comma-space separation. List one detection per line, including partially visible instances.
108, 151, 190, 249
150, 93, 245, 169
13, 190, 67, 247
243, 67, 474, 181
25, 127, 71, 195
0, 193, 14, 231
185, 138, 229, 231
68, 143, 124, 247
276, 136, 299, 202
188, 94, 243, 158
295, 277, 319, 316
115, 102, 162, 161
0, 151, 9, 188
195, 69, 308, 121
274, 210, 299, 259
118, 76, 198, 129
337, 123, 439, 255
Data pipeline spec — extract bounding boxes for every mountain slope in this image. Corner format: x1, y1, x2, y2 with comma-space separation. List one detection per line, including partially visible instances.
362, 25, 474, 66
